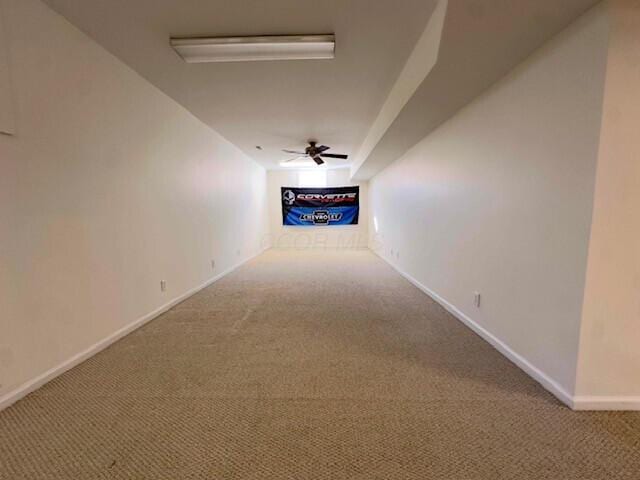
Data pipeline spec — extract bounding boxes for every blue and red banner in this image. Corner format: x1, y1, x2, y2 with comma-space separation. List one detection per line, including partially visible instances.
281, 186, 359, 226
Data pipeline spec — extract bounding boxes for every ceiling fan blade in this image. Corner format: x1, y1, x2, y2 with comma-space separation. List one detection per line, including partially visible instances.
282, 149, 306, 154
312, 155, 325, 165
320, 153, 348, 159
282, 156, 306, 163
316, 145, 330, 153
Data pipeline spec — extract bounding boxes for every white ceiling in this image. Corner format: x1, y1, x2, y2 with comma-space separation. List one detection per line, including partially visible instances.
42, 0, 439, 169
351, 0, 601, 179
42, 0, 600, 174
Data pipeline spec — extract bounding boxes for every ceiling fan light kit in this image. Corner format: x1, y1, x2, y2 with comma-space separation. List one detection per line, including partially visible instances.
171, 34, 335, 63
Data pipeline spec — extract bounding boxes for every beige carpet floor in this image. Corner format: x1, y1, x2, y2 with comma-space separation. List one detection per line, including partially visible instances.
1, 249, 639, 479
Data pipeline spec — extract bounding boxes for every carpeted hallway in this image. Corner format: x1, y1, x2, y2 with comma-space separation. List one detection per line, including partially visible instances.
1, 249, 639, 479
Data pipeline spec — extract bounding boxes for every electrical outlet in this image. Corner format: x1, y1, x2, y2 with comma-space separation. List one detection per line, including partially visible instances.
474, 292, 481, 308
211, 259, 216, 270
160, 280, 167, 292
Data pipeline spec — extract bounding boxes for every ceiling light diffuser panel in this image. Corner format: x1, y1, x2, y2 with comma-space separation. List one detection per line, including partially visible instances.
171, 35, 335, 63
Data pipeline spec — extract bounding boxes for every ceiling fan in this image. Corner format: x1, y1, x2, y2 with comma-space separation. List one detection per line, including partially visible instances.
282, 141, 348, 166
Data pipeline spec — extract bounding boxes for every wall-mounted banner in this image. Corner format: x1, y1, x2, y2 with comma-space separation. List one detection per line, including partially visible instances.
281, 186, 359, 226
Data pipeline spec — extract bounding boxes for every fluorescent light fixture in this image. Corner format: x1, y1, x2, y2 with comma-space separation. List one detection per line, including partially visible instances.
171, 35, 335, 63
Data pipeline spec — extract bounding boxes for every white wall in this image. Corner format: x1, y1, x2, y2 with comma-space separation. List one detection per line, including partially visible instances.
267, 168, 368, 249
368, 5, 610, 397
0, 0, 267, 401
575, 0, 640, 403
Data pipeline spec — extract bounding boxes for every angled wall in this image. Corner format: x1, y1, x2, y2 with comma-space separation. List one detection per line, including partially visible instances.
367, 4, 610, 402
0, 0, 267, 406
574, 0, 640, 409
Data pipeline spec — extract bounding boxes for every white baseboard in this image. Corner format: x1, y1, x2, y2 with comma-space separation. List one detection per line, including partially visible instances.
371, 248, 575, 409
0, 248, 266, 412
6, 246, 636, 413
573, 396, 640, 411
